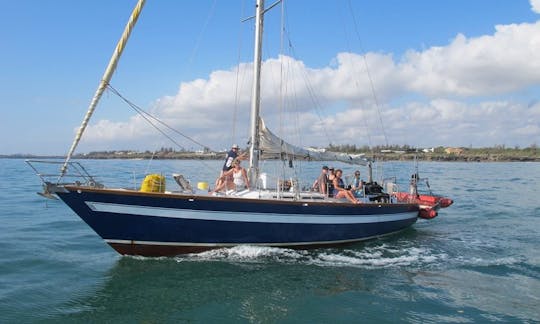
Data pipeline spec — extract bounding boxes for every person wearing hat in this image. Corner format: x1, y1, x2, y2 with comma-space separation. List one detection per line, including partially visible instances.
215, 144, 247, 190
222, 144, 241, 173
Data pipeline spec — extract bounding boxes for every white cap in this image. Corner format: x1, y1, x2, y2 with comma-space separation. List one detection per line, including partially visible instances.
232, 144, 239, 149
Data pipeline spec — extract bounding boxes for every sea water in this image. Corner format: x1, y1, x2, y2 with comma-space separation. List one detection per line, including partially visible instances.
0, 158, 539, 323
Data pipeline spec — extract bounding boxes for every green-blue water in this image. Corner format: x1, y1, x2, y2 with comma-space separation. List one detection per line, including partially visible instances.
1, 159, 539, 323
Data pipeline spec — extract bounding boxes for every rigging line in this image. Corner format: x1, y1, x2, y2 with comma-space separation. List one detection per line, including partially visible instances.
278, 0, 286, 162
289, 62, 303, 148
232, 0, 247, 145
336, 3, 373, 149
281, 3, 304, 184
145, 146, 158, 176
282, 31, 333, 145
106, 84, 213, 152
186, 0, 218, 71
281, 43, 303, 165
108, 87, 184, 149
278, 1, 300, 182
60, 0, 145, 177
347, 0, 389, 147
278, 22, 303, 153
107, 86, 218, 173
347, 0, 397, 181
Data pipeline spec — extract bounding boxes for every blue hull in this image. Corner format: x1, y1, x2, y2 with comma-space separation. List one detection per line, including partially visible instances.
57, 186, 419, 256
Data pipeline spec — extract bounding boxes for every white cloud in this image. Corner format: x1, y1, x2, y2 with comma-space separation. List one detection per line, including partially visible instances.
532, 0, 540, 14
378, 100, 539, 147
81, 20, 540, 151
401, 21, 540, 96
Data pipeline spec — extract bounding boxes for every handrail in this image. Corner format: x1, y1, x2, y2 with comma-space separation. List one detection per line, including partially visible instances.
26, 159, 99, 187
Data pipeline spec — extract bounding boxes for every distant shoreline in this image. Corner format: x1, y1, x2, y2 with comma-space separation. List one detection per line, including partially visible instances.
3, 151, 539, 162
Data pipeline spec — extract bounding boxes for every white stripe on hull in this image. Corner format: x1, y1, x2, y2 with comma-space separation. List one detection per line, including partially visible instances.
104, 229, 406, 248
85, 201, 417, 224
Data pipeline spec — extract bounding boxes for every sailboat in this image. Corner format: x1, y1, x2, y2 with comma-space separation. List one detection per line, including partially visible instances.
27, 0, 450, 257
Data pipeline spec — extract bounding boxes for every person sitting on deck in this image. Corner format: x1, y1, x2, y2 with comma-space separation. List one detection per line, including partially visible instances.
332, 169, 360, 204
212, 160, 250, 193
351, 170, 364, 197
327, 166, 336, 197
215, 144, 247, 189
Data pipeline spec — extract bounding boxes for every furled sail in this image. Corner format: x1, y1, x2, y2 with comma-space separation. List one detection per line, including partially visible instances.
258, 119, 367, 165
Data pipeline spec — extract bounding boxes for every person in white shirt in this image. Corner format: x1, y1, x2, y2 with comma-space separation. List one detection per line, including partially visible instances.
212, 160, 250, 193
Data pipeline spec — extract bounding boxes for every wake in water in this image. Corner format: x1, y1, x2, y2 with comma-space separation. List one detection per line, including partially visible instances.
172, 243, 449, 269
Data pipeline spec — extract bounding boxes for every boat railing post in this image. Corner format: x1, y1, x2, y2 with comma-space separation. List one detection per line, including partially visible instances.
368, 161, 374, 184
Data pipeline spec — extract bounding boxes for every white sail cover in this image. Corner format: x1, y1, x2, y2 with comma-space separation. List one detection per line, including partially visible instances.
258, 119, 367, 165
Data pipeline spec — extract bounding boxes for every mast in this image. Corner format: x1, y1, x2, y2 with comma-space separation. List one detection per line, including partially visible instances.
60, 0, 146, 177
248, 0, 265, 187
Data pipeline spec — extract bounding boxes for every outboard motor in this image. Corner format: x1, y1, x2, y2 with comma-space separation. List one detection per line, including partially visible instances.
364, 181, 390, 203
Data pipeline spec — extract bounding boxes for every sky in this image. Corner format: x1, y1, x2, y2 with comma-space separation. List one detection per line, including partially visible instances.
1, 0, 539, 155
